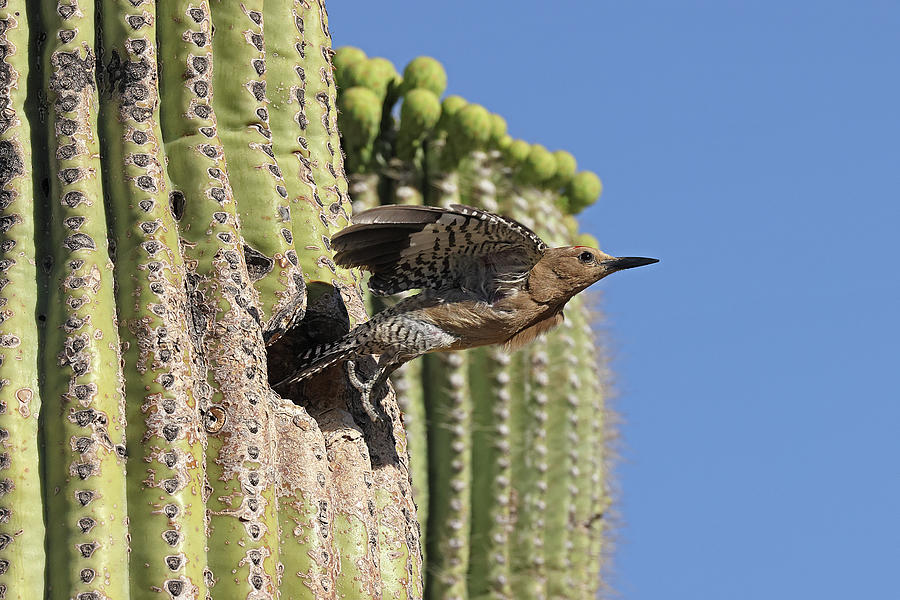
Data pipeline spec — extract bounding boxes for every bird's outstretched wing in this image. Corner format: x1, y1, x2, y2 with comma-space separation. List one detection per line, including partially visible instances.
332, 204, 548, 296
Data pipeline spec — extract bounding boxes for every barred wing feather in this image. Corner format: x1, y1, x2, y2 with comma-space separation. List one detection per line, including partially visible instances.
332, 204, 548, 296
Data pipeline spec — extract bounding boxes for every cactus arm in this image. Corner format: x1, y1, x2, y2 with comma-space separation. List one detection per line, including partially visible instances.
157, 1, 282, 596
267, 17, 349, 596
532, 194, 580, 599
208, 0, 306, 342
0, 6, 46, 597
508, 347, 550, 599
38, 2, 132, 598
96, 0, 211, 597
543, 319, 578, 599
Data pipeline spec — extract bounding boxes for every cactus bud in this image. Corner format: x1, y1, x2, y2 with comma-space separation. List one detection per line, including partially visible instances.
437, 95, 468, 132
443, 103, 492, 167
397, 88, 442, 161
521, 144, 557, 185
401, 56, 448, 97
337, 86, 382, 172
333, 46, 367, 90
575, 232, 600, 248
550, 150, 577, 189
565, 171, 603, 214
345, 57, 401, 101
503, 139, 531, 165
489, 114, 508, 148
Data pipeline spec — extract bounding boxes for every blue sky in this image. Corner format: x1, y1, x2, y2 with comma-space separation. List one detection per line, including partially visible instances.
329, 2, 900, 598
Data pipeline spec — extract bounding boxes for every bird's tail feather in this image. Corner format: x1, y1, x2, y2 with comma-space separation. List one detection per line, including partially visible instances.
274, 337, 355, 387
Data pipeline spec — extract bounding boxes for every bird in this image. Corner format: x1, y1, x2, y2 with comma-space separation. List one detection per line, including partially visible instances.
275, 203, 657, 420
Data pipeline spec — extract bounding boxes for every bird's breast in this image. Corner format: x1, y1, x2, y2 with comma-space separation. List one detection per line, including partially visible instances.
416, 291, 550, 351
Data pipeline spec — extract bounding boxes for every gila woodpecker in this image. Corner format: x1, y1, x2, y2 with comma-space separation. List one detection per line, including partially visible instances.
275, 204, 657, 420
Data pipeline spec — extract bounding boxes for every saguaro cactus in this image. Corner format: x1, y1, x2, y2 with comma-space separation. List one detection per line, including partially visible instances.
0, 2, 421, 599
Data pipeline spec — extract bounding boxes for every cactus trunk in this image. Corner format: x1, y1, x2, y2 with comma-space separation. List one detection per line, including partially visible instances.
0, 2, 422, 598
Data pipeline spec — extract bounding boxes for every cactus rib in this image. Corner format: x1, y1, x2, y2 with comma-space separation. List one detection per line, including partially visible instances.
0, 5, 46, 597
158, 1, 282, 595
209, 0, 306, 343
97, 0, 211, 596
38, 2, 132, 598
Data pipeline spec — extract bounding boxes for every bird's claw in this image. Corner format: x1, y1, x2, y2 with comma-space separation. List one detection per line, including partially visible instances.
345, 360, 382, 422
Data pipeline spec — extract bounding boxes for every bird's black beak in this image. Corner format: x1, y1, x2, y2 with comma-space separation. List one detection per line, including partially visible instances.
604, 256, 659, 271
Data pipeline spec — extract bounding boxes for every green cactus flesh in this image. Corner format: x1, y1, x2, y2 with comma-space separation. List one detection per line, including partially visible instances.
98, 0, 210, 596
158, 1, 284, 595
541, 207, 579, 600
424, 352, 471, 600
566, 297, 607, 599
39, 3, 132, 598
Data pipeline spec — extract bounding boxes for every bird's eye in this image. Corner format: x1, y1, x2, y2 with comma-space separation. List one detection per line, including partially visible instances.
578, 251, 594, 264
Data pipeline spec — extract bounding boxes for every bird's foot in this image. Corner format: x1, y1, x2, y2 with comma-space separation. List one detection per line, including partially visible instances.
345, 360, 382, 422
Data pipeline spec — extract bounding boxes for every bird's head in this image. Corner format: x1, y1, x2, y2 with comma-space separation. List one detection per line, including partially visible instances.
529, 246, 658, 303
